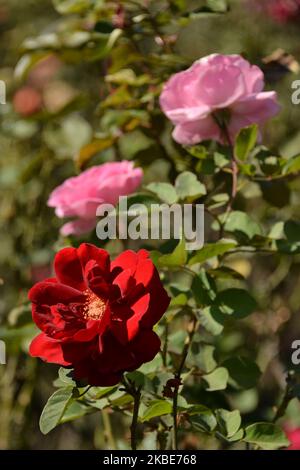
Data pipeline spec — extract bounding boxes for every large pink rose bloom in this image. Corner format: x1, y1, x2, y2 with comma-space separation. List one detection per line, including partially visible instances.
159, 54, 280, 146
48, 161, 143, 236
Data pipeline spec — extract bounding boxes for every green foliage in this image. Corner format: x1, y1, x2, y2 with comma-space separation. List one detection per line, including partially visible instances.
215, 409, 242, 439
39, 388, 74, 434
189, 241, 236, 265
224, 211, 262, 241
158, 238, 187, 267
222, 357, 261, 390
147, 182, 179, 204
244, 423, 290, 450
235, 125, 258, 161
141, 400, 173, 422
202, 367, 229, 391
216, 289, 257, 319
175, 171, 207, 201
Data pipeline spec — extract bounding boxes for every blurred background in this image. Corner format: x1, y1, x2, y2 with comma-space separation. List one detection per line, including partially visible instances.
1, 0, 300, 449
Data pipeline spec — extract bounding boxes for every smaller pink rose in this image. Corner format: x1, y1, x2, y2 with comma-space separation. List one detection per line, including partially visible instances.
48, 161, 143, 236
159, 54, 280, 146
267, 0, 300, 23
249, 0, 300, 23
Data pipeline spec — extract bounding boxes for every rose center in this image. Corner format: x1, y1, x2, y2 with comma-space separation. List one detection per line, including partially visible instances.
83, 289, 106, 321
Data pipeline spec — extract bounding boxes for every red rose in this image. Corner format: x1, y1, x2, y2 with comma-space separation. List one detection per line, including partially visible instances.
29, 244, 170, 386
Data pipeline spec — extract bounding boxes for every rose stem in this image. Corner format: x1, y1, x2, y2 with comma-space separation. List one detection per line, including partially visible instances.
212, 114, 239, 212
122, 378, 142, 450
172, 316, 198, 450
272, 372, 295, 423
130, 385, 142, 450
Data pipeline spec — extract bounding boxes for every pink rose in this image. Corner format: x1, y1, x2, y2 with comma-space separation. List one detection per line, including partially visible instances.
48, 161, 143, 236
284, 426, 300, 450
159, 54, 280, 146
267, 0, 300, 22
249, 0, 300, 23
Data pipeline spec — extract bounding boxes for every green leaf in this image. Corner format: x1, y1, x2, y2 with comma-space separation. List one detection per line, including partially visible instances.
189, 241, 236, 265
216, 409, 241, 438
53, 0, 93, 14
138, 354, 164, 376
238, 163, 257, 176
141, 400, 172, 422
256, 148, 282, 176
126, 371, 145, 387
43, 115, 92, 159
209, 192, 229, 210
189, 343, 217, 373
216, 288, 257, 319
185, 145, 208, 159
283, 154, 300, 175
235, 125, 258, 161
147, 182, 178, 204
170, 293, 188, 307
58, 367, 76, 386
76, 138, 115, 169
284, 220, 300, 243
227, 429, 245, 442
275, 221, 300, 254
202, 367, 229, 391
224, 211, 262, 241
188, 405, 217, 432
208, 266, 245, 280
39, 388, 74, 434
206, 0, 228, 12
222, 356, 261, 389
175, 171, 206, 201
197, 306, 225, 336
261, 181, 290, 208
86, 386, 117, 400
192, 270, 217, 306
244, 423, 290, 450
158, 238, 187, 267
60, 401, 93, 423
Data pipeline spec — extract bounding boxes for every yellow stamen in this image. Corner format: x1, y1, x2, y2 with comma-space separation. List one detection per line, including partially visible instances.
83, 289, 106, 321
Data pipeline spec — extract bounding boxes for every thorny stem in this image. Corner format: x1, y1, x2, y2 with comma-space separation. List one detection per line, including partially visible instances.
122, 378, 142, 450
172, 384, 179, 451
221, 124, 238, 219
272, 372, 295, 423
212, 113, 239, 236
131, 387, 141, 450
77, 385, 93, 398
162, 322, 169, 367
172, 316, 198, 450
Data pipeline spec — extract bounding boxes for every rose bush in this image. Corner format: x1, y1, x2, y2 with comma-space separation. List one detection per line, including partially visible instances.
160, 54, 280, 145
29, 243, 170, 386
3, 0, 300, 452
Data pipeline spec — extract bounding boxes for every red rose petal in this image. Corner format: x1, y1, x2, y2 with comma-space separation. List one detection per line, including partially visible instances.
130, 330, 161, 365
54, 247, 86, 291
78, 243, 110, 276
29, 281, 85, 305
29, 333, 71, 366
